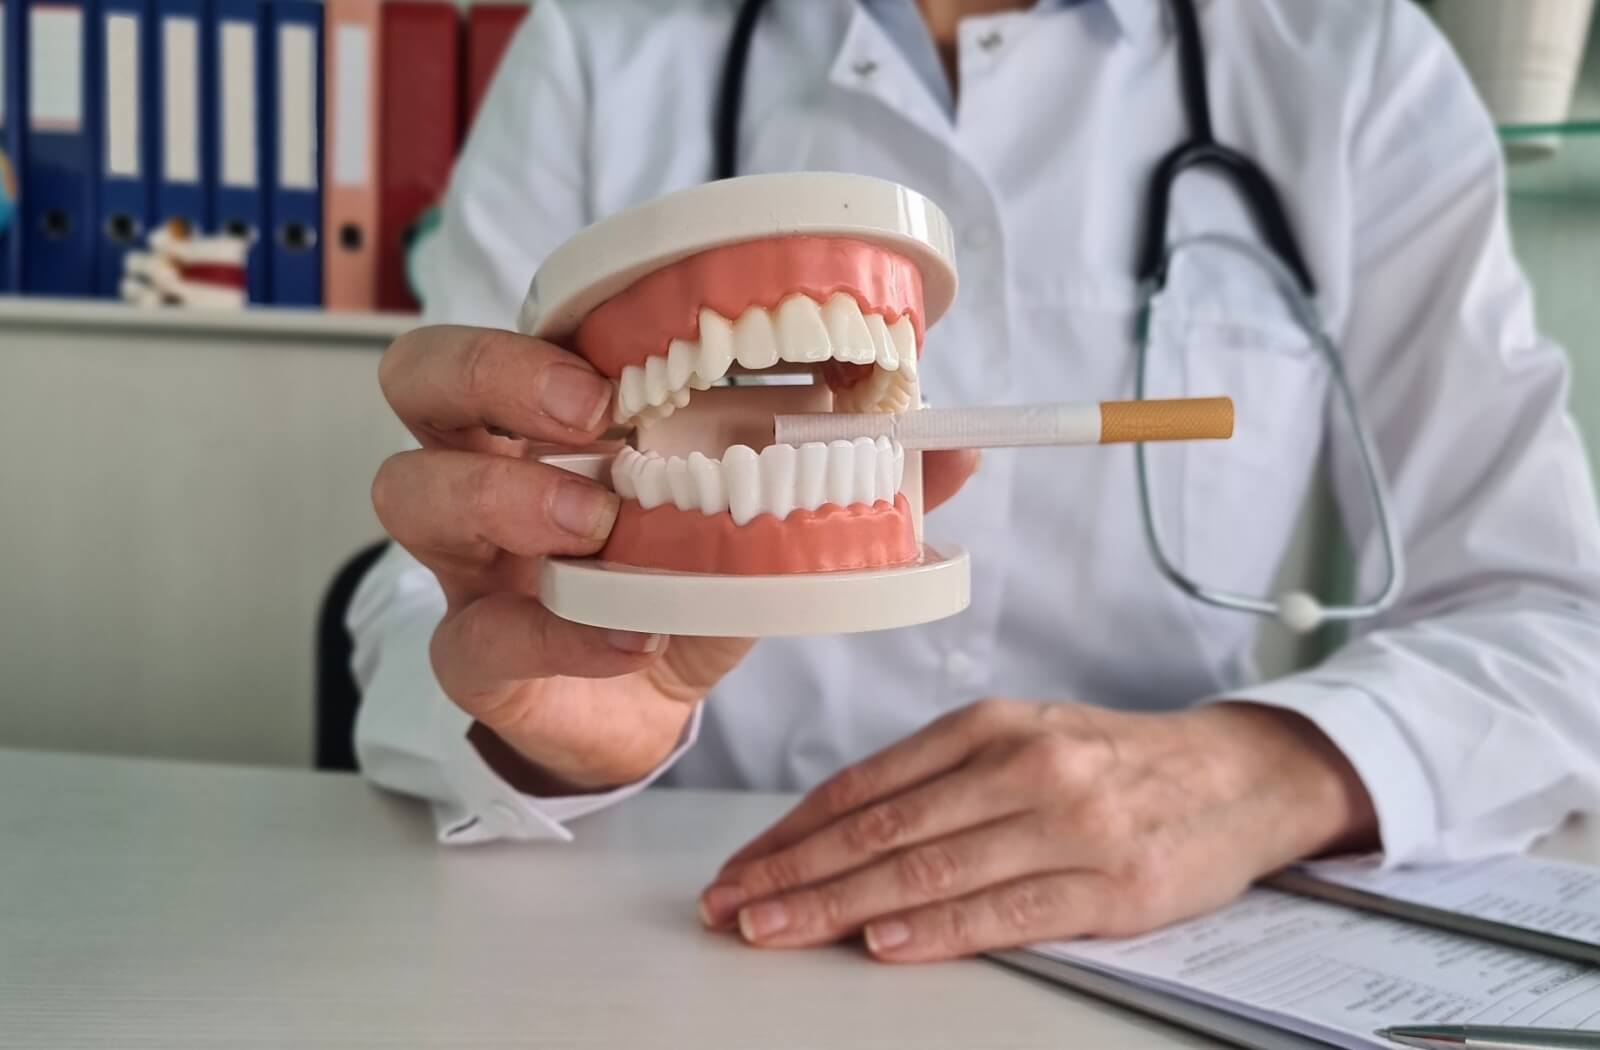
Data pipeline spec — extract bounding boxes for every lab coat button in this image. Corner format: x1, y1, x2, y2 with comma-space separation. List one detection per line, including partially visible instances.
978, 31, 1003, 51
852, 59, 878, 78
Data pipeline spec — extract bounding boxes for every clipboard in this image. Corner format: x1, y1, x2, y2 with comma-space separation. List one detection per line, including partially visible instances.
1264, 868, 1600, 968
989, 949, 1338, 1050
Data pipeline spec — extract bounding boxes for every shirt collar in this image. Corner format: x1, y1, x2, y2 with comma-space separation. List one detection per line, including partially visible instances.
860, 0, 1160, 44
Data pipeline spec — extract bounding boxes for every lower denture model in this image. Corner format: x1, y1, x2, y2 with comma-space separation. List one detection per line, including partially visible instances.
520, 173, 971, 637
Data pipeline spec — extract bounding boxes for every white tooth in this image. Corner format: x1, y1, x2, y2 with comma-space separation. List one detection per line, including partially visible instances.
665, 457, 696, 511
688, 452, 726, 515
644, 354, 670, 406
733, 307, 780, 370
889, 315, 918, 376
635, 455, 670, 508
619, 365, 647, 420
866, 313, 898, 371
776, 296, 832, 363
759, 444, 798, 521
698, 309, 736, 383
893, 445, 905, 493
669, 386, 691, 407
723, 444, 761, 526
826, 440, 855, 507
875, 436, 895, 500
853, 437, 877, 505
612, 448, 639, 500
667, 339, 696, 390
796, 442, 829, 511
822, 294, 875, 365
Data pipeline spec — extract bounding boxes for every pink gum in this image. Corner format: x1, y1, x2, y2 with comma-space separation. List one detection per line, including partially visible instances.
601, 494, 918, 575
573, 236, 927, 379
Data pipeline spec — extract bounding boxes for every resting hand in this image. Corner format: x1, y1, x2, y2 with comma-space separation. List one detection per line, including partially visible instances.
699, 699, 1376, 962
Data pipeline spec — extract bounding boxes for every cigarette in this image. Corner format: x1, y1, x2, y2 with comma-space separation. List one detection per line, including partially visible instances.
773, 397, 1234, 450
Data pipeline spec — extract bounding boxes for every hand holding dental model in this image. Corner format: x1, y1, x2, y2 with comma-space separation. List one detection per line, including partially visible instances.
371, 173, 1374, 954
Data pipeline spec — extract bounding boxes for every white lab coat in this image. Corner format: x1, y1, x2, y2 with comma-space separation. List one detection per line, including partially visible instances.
350, 0, 1600, 862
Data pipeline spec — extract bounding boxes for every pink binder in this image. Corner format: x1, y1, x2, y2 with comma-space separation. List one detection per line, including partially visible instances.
322, 0, 381, 311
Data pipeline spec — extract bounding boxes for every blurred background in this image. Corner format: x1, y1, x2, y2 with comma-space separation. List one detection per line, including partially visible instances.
1, 0, 1597, 771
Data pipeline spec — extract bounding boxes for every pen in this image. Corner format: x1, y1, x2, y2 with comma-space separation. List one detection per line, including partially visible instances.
772, 396, 1235, 450
1376, 1024, 1600, 1049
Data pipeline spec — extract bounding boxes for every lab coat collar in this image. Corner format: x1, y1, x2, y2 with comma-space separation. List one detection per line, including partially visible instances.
1101, 0, 1161, 42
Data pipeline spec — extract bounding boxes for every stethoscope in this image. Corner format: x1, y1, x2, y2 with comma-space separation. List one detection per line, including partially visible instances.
714, 0, 1404, 634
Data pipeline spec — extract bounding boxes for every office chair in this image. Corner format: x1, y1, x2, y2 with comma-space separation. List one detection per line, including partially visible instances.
314, 539, 390, 771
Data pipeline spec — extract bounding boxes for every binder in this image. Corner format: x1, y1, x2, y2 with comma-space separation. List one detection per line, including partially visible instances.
377, 0, 458, 312
321, 0, 377, 310
152, 0, 211, 236
23, 0, 100, 295
463, 3, 526, 131
209, 0, 266, 301
95, 0, 152, 295
0, 0, 25, 291
265, 0, 321, 305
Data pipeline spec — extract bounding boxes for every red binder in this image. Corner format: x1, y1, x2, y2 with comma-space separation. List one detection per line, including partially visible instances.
377, 0, 461, 312
464, 4, 529, 130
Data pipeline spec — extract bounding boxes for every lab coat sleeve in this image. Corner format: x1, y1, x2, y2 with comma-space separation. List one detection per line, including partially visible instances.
1228, 0, 1600, 865
350, 0, 702, 843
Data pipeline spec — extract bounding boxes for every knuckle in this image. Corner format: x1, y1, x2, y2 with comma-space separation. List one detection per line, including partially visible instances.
842, 802, 913, 856
897, 844, 960, 898
816, 767, 873, 819
810, 883, 851, 931
995, 880, 1055, 934
458, 329, 505, 403
466, 456, 511, 531
754, 851, 810, 895
962, 697, 1013, 733
1017, 735, 1082, 791
940, 902, 975, 951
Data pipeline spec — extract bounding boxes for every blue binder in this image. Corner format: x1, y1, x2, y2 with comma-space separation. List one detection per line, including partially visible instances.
22, 0, 100, 295
210, 0, 266, 301
264, 0, 320, 306
151, 0, 211, 236
95, 0, 152, 295
0, 0, 24, 291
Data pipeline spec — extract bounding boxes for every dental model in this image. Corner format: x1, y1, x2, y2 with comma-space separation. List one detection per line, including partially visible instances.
519, 174, 1229, 637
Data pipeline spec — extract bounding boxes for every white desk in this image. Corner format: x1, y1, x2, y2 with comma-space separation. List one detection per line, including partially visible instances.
2, 749, 1594, 1050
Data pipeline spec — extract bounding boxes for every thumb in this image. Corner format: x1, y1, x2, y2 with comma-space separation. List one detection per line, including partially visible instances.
921, 449, 980, 512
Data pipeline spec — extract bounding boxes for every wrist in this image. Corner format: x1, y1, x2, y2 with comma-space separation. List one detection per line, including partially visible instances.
1184, 701, 1380, 865
474, 686, 693, 794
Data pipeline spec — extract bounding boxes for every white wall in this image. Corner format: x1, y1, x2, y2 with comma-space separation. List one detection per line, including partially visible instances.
0, 302, 409, 767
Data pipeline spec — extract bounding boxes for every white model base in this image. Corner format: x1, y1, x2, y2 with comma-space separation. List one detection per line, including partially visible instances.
539, 545, 970, 637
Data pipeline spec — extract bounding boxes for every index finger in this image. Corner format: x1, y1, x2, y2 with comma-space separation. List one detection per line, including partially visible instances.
717, 702, 998, 875
380, 325, 615, 447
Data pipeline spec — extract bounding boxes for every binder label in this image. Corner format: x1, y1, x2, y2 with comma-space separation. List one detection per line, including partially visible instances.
277, 24, 316, 191
29, 5, 84, 131
162, 16, 199, 183
220, 22, 257, 188
331, 25, 370, 188
105, 14, 141, 177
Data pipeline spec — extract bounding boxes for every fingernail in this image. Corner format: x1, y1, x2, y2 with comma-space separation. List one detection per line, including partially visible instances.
606, 630, 663, 654
739, 900, 789, 941
541, 364, 613, 431
550, 480, 619, 540
865, 919, 911, 954
699, 884, 747, 925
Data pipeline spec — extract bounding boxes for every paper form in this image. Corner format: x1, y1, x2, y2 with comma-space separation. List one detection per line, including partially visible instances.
1302, 855, 1600, 944
1029, 888, 1600, 1049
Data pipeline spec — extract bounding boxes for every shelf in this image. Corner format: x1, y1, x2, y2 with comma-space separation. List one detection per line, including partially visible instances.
0, 296, 417, 344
